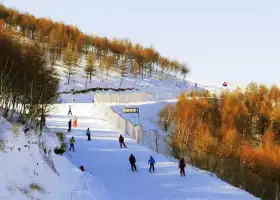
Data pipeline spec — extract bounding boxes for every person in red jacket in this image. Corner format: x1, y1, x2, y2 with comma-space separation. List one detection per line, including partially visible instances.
179, 157, 186, 177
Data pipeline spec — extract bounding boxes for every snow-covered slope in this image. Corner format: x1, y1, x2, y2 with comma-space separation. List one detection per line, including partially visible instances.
55, 58, 204, 102
0, 55, 254, 200
46, 103, 258, 200
0, 116, 106, 200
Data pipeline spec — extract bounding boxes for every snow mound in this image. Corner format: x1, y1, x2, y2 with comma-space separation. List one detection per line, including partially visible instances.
0, 116, 105, 200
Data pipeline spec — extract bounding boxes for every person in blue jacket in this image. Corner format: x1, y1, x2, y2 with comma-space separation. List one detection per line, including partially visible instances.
86, 128, 91, 141
148, 156, 156, 173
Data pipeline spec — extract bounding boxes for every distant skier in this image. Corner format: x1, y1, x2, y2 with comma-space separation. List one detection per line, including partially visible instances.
179, 158, 186, 177
69, 136, 75, 152
73, 115, 77, 128
148, 156, 156, 173
68, 105, 72, 116
79, 165, 85, 172
129, 153, 137, 172
86, 128, 91, 141
68, 119, 72, 132
119, 134, 127, 149
72, 96, 75, 106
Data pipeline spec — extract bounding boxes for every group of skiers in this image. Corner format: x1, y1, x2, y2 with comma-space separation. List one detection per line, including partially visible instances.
68, 130, 187, 176
68, 127, 91, 152
128, 153, 186, 176
68, 105, 78, 132
66, 97, 187, 176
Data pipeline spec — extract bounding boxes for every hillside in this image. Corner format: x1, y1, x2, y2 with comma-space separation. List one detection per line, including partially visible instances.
0, 4, 260, 200
0, 116, 107, 200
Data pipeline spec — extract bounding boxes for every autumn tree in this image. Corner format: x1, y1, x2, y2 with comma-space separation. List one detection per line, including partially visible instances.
180, 63, 189, 83
119, 57, 127, 86
106, 55, 116, 76
85, 52, 96, 85
0, 34, 58, 127
63, 43, 78, 84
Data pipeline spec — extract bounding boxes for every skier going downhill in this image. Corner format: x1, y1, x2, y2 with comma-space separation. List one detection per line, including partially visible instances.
119, 134, 127, 148
129, 153, 137, 172
69, 136, 75, 152
86, 128, 91, 141
179, 157, 186, 177
68, 119, 72, 132
68, 105, 72, 116
148, 156, 156, 173
72, 96, 75, 106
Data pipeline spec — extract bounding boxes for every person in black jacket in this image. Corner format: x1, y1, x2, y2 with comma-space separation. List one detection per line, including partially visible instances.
119, 134, 127, 148
179, 157, 186, 177
129, 153, 137, 172
68, 119, 72, 132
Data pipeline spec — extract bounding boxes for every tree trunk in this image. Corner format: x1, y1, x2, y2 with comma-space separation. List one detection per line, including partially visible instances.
68, 68, 71, 84
275, 181, 279, 200
120, 76, 123, 87
85, 74, 88, 87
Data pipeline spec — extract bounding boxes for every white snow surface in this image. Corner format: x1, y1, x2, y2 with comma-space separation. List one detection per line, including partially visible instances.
0, 115, 107, 200
45, 103, 258, 200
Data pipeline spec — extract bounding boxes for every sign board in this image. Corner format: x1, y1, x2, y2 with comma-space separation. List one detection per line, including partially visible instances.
122, 108, 139, 113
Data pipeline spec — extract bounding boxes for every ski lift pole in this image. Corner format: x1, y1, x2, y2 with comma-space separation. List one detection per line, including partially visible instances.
138, 110, 140, 125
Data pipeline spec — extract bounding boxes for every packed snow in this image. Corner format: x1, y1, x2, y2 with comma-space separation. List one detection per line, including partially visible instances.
45, 103, 258, 200
0, 115, 107, 200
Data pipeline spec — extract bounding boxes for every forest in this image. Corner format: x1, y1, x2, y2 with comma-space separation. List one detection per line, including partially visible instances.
0, 3, 190, 128
0, 33, 59, 129
0, 4, 189, 85
160, 84, 280, 199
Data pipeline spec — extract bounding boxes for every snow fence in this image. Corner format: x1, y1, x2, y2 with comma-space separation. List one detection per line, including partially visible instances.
97, 103, 170, 155
94, 92, 155, 104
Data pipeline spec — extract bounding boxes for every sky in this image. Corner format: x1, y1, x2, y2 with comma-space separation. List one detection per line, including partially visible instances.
2, 0, 280, 88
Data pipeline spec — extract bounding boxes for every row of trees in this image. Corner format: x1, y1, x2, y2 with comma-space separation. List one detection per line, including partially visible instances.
0, 33, 59, 129
0, 4, 189, 82
160, 84, 280, 199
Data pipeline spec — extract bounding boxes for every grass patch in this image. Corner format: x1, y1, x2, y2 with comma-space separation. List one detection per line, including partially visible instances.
54, 147, 65, 155
56, 132, 65, 143
29, 183, 43, 192
55, 131, 66, 155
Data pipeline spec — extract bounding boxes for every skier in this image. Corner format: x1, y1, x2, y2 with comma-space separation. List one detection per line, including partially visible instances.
129, 153, 137, 172
73, 115, 77, 128
86, 128, 91, 141
119, 134, 127, 148
72, 96, 75, 106
68, 119, 72, 132
79, 165, 85, 172
179, 157, 186, 177
148, 156, 156, 173
69, 136, 75, 152
68, 105, 72, 116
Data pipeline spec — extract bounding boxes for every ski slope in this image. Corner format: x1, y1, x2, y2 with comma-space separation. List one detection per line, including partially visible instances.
47, 103, 257, 200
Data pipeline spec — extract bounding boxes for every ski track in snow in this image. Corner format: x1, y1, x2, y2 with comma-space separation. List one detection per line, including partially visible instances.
46, 103, 257, 200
